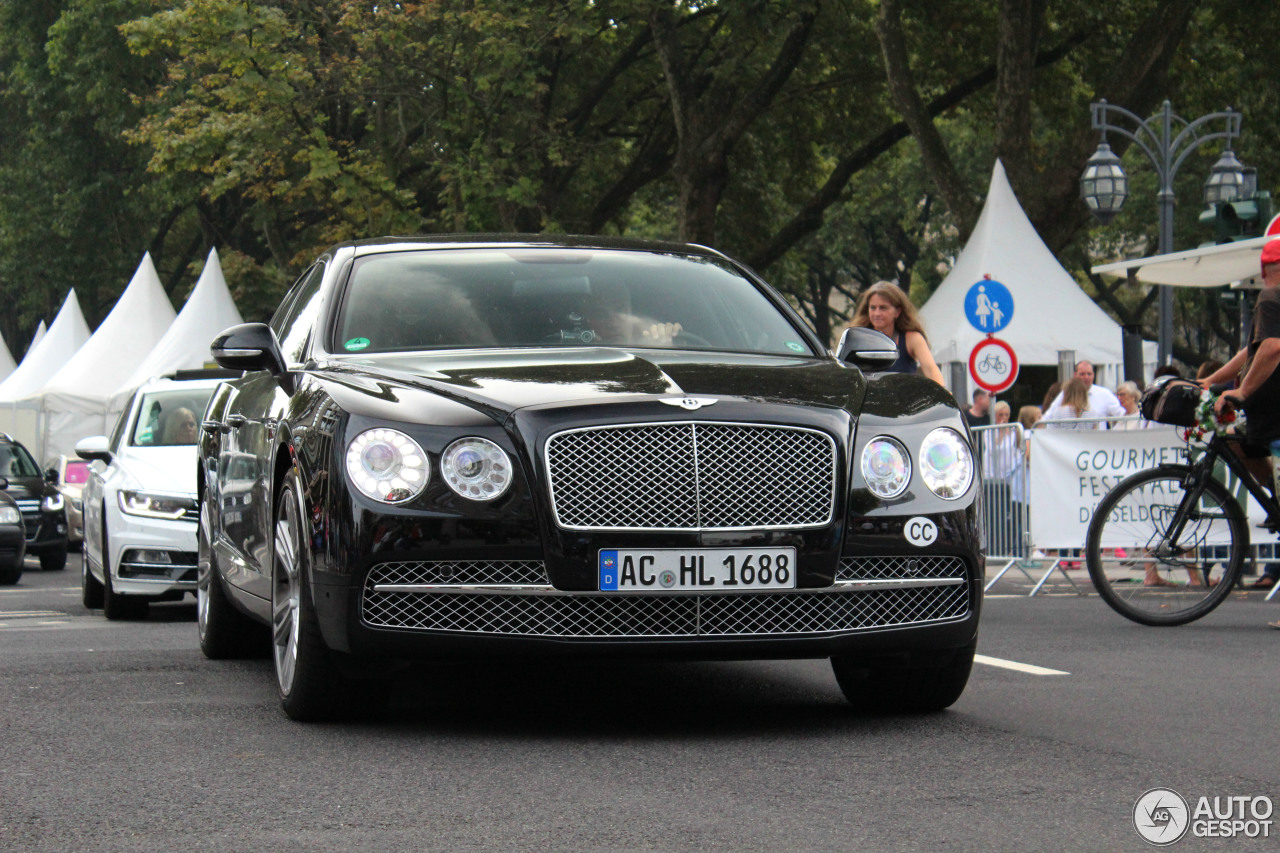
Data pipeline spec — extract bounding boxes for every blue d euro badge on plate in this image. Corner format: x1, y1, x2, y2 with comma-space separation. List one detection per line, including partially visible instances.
599, 550, 619, 590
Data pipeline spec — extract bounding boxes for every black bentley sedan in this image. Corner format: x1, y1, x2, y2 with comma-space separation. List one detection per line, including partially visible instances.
197, 235, 982, 721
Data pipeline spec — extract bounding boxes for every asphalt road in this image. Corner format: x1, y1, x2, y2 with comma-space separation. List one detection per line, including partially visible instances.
2, 555, 1278, 852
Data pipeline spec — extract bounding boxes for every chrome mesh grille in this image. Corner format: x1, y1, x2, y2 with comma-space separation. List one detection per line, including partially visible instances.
546, 422, 836, 530
361, 584, 969, 637
838, 556, 968, 581
368, 560, 550, 586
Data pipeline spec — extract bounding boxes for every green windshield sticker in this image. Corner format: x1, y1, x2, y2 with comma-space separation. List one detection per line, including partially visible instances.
785, 341, 805, 353
344, 337, 371, 351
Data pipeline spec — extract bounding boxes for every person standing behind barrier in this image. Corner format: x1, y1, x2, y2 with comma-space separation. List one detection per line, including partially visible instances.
848, 281, 945, 385
1043, 378, 1098, 429
965, 389, 990, 428
1114, 381, 1150, 430
1008, 406, 1040, 562
1044, 360, 1125, 428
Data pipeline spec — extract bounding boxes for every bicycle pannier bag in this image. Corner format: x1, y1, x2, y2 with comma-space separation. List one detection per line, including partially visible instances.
1139, 377, 1201, 427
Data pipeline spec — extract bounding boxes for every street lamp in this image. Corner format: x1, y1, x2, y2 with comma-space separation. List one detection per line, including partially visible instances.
1080, 99, 1244, 366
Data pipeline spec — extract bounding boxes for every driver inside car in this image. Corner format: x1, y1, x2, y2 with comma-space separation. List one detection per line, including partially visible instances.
573, 281, 683, 346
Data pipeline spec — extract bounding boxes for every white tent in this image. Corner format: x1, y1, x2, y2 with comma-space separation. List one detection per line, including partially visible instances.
28, 253, 176, 459
106, 247, 244, 418
0, 291, 91, 450
1092, 233, 1280, 288
26, 320, 47, 357
920, 160, 1154, 390
0, 332, 15, 384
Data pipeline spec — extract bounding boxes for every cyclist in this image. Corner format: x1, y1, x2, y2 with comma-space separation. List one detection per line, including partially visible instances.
1201, 239, 1280, 589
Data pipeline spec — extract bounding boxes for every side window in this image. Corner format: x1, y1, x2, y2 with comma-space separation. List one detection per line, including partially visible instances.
269, 263, 327, 365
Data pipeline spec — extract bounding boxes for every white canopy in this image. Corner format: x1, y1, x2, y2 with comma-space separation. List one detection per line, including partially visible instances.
106, 247, 243, 417
0, 291, 91, 452
1092, 234, 1280, 288
920, 161, 1149, 379
26, 320, 47, 357
30, 253, 176, 459
0, 290, 91, 403
0, 332, 14, 384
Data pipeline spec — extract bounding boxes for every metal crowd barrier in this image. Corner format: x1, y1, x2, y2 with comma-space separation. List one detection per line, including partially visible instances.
975, 414, 1280, 599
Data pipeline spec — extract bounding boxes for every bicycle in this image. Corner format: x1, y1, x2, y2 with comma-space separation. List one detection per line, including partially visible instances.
1084, 421, 1270, 626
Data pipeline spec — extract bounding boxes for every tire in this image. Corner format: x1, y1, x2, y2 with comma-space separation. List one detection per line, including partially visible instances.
197, 492, 265, 659
101, 519, 148, 621
0, 563, 21, 585
273, 468, 353, 722
40, 543, 67, 571
82, 551, 104, 608
1085, 464, 1245, 626
832, 642, 976, 714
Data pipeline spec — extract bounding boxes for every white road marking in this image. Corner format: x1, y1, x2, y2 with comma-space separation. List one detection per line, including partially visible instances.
974, 654, 1070, 676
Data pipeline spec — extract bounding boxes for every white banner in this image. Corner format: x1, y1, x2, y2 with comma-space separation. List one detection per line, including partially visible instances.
1028, 426, 1277, 548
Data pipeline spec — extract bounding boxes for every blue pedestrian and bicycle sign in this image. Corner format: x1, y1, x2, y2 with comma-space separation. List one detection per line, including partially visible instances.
964, 277, 1013, 334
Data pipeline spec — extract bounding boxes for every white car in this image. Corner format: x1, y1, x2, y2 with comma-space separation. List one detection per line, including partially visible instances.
77, 373, 225, 620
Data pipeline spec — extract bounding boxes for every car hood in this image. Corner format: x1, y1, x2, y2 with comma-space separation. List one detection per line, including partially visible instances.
113, 446, 199, 495
323, 348, 867, 418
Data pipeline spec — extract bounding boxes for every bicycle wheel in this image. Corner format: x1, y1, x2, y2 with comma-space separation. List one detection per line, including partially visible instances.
1085, 464, 1245, 626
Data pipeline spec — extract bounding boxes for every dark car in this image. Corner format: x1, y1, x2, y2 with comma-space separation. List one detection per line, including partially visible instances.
197, 235, 982, 721
0, 434, 68, 571
0, 478, 26, 585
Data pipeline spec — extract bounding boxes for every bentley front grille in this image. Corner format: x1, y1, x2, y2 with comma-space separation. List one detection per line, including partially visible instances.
837, 555, 967, 582
545, 422, 836, 531
360, 560, 970, 638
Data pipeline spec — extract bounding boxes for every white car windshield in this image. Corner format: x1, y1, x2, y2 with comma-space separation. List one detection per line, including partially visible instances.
333, 248, 813, 356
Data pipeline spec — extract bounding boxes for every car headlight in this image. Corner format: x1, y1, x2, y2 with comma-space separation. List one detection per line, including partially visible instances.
346, 428, 430, 504
118, 490, 196, 520
43, 493, 65, 512
918, 428, 974, 499
441, 437, 512, 501
860, 437, 911, 499
0, 505, 20, 525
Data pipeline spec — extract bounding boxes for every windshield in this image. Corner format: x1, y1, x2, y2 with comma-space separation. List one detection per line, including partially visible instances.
333, 248, 813, 356
0, 443, 41, 478
131, 387, 216, 447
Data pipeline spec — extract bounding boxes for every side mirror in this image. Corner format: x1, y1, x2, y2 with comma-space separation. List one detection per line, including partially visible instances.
836, 327, 899, 371
210, 323, 295, 393
75, 435, 113, 464
44, 467, 59, 484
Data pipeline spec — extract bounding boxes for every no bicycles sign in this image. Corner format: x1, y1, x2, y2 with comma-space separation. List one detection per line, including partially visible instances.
969, 336, 1019, 394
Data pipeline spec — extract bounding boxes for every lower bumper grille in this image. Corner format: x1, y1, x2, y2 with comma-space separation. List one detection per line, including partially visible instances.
361, 559, 970, 638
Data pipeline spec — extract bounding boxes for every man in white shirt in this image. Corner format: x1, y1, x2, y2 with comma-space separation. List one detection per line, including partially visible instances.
1044, 360, 1126, 428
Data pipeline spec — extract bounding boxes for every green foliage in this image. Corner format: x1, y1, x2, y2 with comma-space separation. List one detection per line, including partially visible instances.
0, 0, 1273, 373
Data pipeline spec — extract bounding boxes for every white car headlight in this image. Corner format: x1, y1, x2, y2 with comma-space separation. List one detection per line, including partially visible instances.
441, 438, 512, 501
0, 505, 20, 525
918, 428, 974, 500
43, 493, 65, 512
346, 428, 430, 503
860, 437, 911, 499
118, 490, 196, 519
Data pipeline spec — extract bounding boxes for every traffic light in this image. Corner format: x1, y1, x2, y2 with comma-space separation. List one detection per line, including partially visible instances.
1199, 191, 1273, 245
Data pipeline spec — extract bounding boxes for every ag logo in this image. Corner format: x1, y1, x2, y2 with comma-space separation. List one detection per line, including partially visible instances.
904, 517, 938, 547
1133, 788, 1190, 846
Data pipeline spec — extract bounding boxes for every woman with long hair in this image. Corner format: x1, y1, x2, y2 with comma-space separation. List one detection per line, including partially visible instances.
848, 281, 944, 385
1044, 377, 1097, 428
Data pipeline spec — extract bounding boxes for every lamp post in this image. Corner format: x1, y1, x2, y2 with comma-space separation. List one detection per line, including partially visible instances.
1080, 99, 1244, 366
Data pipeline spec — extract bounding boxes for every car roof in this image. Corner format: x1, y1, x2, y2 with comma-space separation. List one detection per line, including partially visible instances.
331, 234, 733, 262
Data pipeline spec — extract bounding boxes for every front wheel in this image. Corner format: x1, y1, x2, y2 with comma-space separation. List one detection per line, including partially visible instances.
40, 543, 67, 571
1086, 464, 1245, 626
832, 642, 976, 714
273, 468, 351, 721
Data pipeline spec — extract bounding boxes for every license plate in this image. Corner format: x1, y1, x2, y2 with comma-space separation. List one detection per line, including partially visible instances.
598, 548, 797, 591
